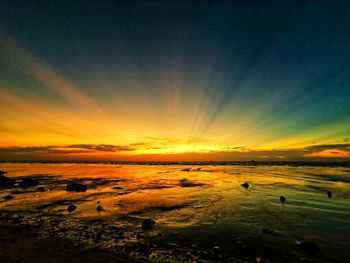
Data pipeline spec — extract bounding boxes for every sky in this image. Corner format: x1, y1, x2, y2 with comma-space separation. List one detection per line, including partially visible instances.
0, 0, 350, 162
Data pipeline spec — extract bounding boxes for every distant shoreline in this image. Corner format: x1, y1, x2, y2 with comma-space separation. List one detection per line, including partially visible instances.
1, 160, 350, 167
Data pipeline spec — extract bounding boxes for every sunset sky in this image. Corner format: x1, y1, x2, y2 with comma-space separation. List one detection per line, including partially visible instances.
0, 1, 350, 161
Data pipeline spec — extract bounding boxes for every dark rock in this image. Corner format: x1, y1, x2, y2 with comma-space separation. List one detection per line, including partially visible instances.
66, 183, 87, 192
297, 241, 320, 255
327, 191, 332, 198
67, 204, 77, 212
280, 196, 286, 202
19, 178, 39, 187
241, 182, 249, 189
142, 219, 155, 230
0, 175, 15, 187
3, 195, 14, 200
97, 205, 103, 212
181, 168, 191, 171
0, 170, 7, 176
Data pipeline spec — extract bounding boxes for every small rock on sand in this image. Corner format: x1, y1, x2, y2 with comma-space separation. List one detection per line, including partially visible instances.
97, 205, 103, 212
280, 196, 286, 202
3, 195, 14, 200
19, 178, 39, 187
327, 191, 332, 198
181, 168, 191, 172
142, 219, 155, 230
0, 175, 15, 187
66, 183, 87, 192
67, 205, 77, 212
241, 182, 249, 189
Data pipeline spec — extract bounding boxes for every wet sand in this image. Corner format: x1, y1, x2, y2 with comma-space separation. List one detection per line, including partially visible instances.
1, 163, 350, 262
0, 224, 134, 263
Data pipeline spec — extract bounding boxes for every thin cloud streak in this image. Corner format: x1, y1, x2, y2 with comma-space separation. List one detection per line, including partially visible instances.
0, 32, 102, 115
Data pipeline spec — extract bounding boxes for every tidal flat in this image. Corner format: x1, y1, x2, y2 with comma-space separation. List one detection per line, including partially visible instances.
0, 163, 350, 262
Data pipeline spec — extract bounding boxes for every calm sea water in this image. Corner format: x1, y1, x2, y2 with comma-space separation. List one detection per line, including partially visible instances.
1, 163, 350, 262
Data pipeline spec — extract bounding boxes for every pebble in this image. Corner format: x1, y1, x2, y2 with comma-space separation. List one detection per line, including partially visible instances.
3, 195, 14, 200
67, 205, 77, 212
19, 178, 39, 187
142, 219, 156, 230
66, 183, 87, 192
241, 182, 249, 189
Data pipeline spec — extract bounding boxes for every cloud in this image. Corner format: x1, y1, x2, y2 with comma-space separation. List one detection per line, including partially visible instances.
0, 142, 349, 161
302, 143, 350, 158
0, 32, 102, 115
303, 143, 350, 152
66, 144, 135, 152
0, 144, 137, 156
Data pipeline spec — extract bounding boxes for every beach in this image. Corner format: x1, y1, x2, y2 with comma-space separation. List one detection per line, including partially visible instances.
1, 163, 350, 262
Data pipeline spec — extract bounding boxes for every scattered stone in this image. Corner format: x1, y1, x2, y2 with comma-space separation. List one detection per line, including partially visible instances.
97, 205, 103, 212
256, 257, 262, 263
0, 170, 7, 176
66, 183, 87, 192
97, 201, 101, 204
19, 178, 39, 187
196, 167, 202, 171
142, 219, 155, 230
3, 195, 14, 200
327, 191, 332, 198
0, 175, 15, 187
280, 196, 286, 203
181, 168, 191, 172
67, 204, 77, 212
297, 241, 320, 255
241, 182, 249, 189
